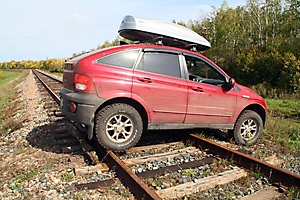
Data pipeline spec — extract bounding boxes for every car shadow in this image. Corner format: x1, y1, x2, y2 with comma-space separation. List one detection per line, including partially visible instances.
26, 119, 233, 156
136, 128, 232, 147
26, 118, 87, 157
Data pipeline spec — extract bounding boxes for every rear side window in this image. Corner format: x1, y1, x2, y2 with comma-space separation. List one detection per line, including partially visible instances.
137, 52, 181, 78
96, 49, 140, 69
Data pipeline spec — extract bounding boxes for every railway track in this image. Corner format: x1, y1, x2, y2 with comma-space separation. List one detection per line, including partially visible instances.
32, 69, 300, 199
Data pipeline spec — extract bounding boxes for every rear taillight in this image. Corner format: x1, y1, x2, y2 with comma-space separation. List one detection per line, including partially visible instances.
74, 73, 96, 93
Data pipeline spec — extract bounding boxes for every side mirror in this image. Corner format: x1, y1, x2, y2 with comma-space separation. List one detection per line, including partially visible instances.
228, 78, 236, 89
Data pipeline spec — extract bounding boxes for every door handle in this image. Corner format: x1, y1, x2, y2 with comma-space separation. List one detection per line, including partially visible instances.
191, 86, 204, 92
137, 77, 153, 83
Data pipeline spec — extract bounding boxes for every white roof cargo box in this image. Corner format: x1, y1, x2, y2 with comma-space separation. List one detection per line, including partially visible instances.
118, 15, 211, 51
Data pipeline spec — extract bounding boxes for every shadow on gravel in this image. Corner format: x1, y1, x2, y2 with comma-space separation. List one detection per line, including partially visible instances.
26, 119, 232, 155
135, 128, 232, 147
26, 118, 87, 157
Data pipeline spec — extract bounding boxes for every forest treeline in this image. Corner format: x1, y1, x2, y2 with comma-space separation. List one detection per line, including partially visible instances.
0, 0, 299, 95
188, 0, 300, 95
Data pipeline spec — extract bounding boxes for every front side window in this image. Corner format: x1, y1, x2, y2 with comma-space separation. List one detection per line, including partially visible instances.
137, 52, 181, 78
185, 55, 225, 86
96, 49, 140, 69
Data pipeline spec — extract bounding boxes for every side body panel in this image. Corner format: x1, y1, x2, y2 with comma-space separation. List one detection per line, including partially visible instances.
185, 81, 237, 124
132, 70, 188, 123
131, 50, 188, 123
87, 64, 134, 99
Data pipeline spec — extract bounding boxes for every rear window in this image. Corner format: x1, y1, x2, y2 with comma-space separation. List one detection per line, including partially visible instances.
96, 49, 140, 69
137, 52, 181, 78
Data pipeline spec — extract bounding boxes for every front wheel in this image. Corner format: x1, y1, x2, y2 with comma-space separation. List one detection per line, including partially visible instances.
233, 110, 263, 145
95, 103, 143, 152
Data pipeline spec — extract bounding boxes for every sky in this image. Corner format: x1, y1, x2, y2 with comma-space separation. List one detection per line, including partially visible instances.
0, 0, 246, 62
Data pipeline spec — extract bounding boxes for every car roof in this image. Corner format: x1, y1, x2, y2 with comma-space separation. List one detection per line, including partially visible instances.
69, 43, 206, 62
68, 43, 213, 66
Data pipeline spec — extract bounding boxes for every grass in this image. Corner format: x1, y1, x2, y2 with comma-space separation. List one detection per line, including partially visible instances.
249, 171, 263, 179
253, 148, 267, 159
0, 71, 21, 88
8, 170, 40, 189
264, 116, 300, 153
72, 193, 84, 200
0, 70, 22, 109
288, 186, 300, 199
264, 98, 300, 154
153, 177, 162, 187
182, 168, 196, 177
266, 98, 300, 120
14, 149, 27, 155
0, 70, 29, 136
61, 172, 75, 181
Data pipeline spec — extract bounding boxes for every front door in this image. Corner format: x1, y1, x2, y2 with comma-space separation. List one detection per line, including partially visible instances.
183, 54, 237, 125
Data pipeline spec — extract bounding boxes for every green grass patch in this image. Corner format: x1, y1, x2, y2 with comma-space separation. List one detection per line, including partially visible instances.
14, 149, 27, 155
264, 98, 300, 154
61, 172, 75, 181
17, 170, 40, 182
0, 70, 24, 109
288, 186, 300, 199
266, 98, 300, 120
249, 171, 263, 179
0, 70, 21, 89
8, 170, 40, 189
264, 116, 300, 154
182, 168, 196, 177
0, 70, 29, 136
0, 71, 21, 109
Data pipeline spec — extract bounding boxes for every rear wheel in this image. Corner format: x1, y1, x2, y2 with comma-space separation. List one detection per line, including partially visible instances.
95, 103, 143, 152
233, 110, 263, 145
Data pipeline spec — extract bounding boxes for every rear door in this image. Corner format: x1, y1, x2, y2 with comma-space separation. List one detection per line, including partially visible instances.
132, 49, 188, 124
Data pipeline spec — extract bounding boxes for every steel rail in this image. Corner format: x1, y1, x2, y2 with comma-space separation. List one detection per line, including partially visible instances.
190, 134, 300, 188
32, 69, 61, 104
33, 69, 63, 84
94, 146, 162, 200
32, 69, 161, 200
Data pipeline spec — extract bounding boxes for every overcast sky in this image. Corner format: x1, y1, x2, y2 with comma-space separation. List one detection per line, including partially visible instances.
0, 0, 246, 62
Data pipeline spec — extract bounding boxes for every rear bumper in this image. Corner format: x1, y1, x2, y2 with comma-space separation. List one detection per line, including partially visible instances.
59, 88, 106, 126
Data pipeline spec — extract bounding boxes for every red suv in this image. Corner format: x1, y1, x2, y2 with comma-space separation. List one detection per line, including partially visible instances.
60, 44, 267, 151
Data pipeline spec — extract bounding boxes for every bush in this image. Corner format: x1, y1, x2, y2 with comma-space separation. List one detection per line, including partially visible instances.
279, 53, 300, 93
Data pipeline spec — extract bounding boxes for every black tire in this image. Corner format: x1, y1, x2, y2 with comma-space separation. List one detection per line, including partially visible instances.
95, 103, 143, 151
233, 110, 263, 145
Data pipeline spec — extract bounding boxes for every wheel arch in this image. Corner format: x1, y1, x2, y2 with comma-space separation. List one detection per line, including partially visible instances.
238, 104, 267, 126
94, 97, 149, 132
